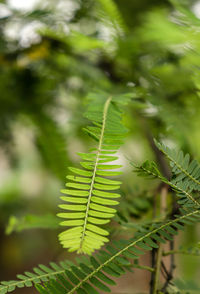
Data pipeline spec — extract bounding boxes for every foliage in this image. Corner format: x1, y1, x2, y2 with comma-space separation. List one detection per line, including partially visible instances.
2, 206, 200, 293
155, 140, 200, 192
1, 0, 200, 293
0, 260, 72, 294
5, 214, 59, 235
36, 209, 200, 294
57, 93, 129, 254
2, 98, 200, 293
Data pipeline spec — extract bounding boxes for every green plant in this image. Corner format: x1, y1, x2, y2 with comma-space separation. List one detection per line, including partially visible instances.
1, 93, 200, 294
57, 93, 128, 255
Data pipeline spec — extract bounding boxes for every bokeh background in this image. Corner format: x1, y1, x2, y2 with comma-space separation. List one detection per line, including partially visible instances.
1, 0, 200, 293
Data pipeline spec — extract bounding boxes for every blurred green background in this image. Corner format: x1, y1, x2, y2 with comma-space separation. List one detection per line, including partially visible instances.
1, 0, 200, 293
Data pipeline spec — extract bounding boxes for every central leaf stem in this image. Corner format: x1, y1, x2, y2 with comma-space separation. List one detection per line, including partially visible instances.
79, 97, 112, 252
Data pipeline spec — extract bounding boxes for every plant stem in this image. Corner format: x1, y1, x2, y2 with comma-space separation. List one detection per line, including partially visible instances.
162, 241, 175, 292
141, 121, 170, 294
150, 249, 156, 294
161, 184, 177, 292
151, 185, 168, 294
152, 244, 163, 294
150, 184, 158, 293
79, 97, 112, 252
163, 250, 200, 256
134, 264, 155, 272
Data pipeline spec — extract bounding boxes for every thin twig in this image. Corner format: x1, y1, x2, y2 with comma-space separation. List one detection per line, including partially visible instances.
152, 244, 163, 294
161, 261, 169, 279
140, 118, 171, 294
150, 192, 157, 294
152, 186, 168, 294
162, 241, 175, 292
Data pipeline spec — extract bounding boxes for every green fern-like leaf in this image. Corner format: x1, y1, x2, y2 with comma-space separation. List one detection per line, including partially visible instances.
134, 160, 167, 182
155, 140, 200, 192
134, 159, 200, 209
37, 208, 200, 294
0, 260, 73, 294
57, 94, 128, 254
